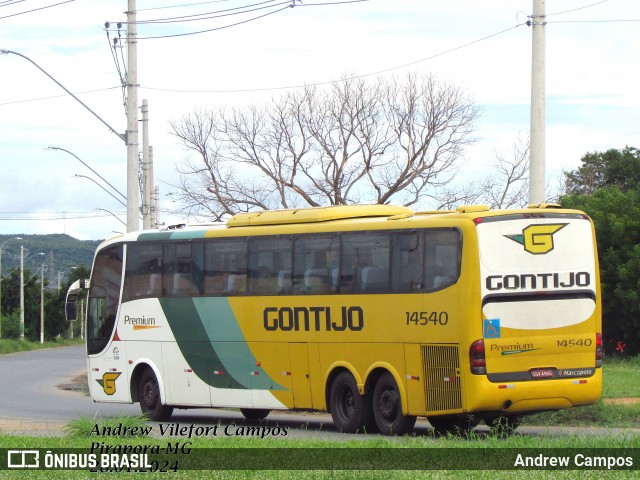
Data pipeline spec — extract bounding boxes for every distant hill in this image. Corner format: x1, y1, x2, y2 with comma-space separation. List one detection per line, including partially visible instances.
0, 234, 101, 283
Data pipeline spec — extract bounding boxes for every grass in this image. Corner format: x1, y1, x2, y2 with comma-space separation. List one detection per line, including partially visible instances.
523, 355, 640, 428
1, 429, 639, 479
2, 352, 639, 478
601, 356, 640, 398
0, 338, 83, 355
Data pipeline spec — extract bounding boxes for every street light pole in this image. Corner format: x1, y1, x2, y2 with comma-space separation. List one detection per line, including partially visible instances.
40, 265, 45, 344
48, 147, 126, 202
1, 46, 142, 232
0, 49, 125, 143
74, 174, 127, 208
0, 236, 21, 338
19, 248, 45, 341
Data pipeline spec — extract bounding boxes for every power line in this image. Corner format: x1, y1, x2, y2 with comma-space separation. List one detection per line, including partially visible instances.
546, 0, 609, 17
0, 0, 75, 20
141, 22, 526, 94
0, 0, 29, 8
130, 0, 282, 24
0, 86, 121, 107
125, 0, 366, 39
137, 0, 237, 12
547, 19, 640, 23
136, 2, 292, 39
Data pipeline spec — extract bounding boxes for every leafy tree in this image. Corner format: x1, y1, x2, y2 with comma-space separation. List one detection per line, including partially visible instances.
0, 263, 90, 341
170, 74, 479, 220
561, 186, 640, 355
564, 146, 640, 195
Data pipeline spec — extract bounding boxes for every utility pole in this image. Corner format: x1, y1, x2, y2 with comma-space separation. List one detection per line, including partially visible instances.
126, 0, 140, 232
19, 246, 24, 341
529, 0, 546, 204
141, 99, 152, 229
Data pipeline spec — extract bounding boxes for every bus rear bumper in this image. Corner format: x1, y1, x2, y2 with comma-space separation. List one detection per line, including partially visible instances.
465, 371, 602, 414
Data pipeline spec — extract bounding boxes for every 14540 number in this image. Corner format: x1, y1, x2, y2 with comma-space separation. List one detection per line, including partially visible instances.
405, 311, 449, 326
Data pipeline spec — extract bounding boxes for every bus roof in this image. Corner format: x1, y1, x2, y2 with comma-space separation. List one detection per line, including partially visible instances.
97, 203, 585, 248
226, 204, 414, 227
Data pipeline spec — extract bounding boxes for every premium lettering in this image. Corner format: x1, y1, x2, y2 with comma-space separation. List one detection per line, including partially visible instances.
123, 315, 156, 326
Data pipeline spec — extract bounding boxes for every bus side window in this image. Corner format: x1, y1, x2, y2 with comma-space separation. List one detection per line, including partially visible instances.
341, 233, 390, 293
204, 241, 226, 294
392, 232, 424, 292
248, 236, 292, 295
294, 234, 339, 294
425, 229, 462, 291
205, 239, 248, 295
170, 242, 203, 296
123, 244, 162, 301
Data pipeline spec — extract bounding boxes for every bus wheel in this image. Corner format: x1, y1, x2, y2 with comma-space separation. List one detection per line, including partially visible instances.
485, 415, 521, 437
427, 414, 479, 435
372, 373, 416, 436
138, 369, 173, 421
240, 408, 270, 421
329, 371, 373, 433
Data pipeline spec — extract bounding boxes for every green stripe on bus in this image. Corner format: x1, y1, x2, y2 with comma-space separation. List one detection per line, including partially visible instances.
159, 297, 284, 391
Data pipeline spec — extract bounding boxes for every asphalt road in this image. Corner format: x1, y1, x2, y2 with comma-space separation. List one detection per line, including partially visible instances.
1, 345, 638, 440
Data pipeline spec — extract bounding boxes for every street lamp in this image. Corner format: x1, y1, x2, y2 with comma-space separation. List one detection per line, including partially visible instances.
1, 48, 139, 233
47, 147, 127, 203
97, 208, 127, 227
73, 174, 127, 209
39, 262, 48, 344
0, 236, 21, 338
19, 247, 45, 341
56, 267, 77, 292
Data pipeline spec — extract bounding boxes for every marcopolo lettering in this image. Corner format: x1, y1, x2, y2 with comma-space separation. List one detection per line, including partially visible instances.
263, 306, 364, 332
485, 272, 591, 291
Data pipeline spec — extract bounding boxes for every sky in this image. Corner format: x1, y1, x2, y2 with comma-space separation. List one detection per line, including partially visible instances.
1, 0, 638, 240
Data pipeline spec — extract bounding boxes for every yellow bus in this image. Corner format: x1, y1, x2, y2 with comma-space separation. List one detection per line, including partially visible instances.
66, 204, 602, 435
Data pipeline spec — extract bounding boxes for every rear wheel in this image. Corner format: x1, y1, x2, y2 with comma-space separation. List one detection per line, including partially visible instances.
427, 414, 479, 435
138, 369, 173, 421
329, 371, 374, 433
240, 408, 270, 421
372, 373, 416, 436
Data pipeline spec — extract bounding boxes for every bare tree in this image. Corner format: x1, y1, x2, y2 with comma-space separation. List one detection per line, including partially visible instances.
477, 136, 530, 209
170, 74, 479, 220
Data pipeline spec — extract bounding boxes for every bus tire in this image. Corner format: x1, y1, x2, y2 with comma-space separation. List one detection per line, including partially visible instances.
329, 371, 374, 433
138, 369, 173, 421
372, 372, 416, 436
428, 414, 479, 435
240, 408, 270, 421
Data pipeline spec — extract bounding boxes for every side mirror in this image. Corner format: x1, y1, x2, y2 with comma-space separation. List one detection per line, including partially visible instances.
65, 294, 79, 322
65, 279, 89, 322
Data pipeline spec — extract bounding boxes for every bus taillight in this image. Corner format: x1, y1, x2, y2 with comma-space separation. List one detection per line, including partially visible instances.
469, 339, 486, 375
595, 333, 603, 368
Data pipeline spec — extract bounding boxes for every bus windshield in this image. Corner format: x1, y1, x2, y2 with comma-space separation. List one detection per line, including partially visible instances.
87, 244, 123, 355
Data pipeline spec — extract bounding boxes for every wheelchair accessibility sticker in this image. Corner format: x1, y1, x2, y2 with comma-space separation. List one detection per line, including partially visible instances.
484, 319, 501, 339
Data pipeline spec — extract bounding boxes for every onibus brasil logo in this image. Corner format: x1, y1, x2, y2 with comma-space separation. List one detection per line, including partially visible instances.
505, 223, 567, 255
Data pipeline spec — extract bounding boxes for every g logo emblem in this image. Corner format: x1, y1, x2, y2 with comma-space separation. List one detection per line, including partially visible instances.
506, 224, 567, 255
97, 372, 121, 395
